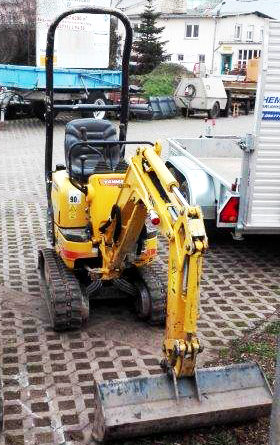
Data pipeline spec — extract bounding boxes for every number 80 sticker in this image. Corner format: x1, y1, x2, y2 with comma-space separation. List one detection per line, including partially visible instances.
69, 190, 81, 204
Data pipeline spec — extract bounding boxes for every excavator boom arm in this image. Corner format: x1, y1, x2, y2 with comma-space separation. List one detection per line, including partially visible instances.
101, 143, 208, 377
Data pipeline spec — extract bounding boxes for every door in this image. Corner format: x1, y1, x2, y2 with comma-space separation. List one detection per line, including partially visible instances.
221, 54, 232, 74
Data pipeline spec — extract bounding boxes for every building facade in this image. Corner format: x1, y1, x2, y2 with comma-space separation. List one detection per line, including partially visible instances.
129, 10, 270, 75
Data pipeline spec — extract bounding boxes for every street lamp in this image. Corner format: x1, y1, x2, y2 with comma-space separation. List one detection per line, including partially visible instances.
211, 1, 226, 74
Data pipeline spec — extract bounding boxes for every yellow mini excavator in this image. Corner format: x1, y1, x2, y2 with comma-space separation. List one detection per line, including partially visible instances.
39, 6, 272, 443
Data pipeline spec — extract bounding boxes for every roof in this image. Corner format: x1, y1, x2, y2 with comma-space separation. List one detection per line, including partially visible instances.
212, 0, 280, 20
111, 0, 146, 10
128, 10, 271, 20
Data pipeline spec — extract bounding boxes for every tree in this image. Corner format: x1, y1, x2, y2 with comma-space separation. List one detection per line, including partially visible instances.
109, 18, 121, 69
132, 0, 168, 75
0, 0, 36, 65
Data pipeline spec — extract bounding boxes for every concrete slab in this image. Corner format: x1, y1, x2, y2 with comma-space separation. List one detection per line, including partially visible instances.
0, 114, 279, 444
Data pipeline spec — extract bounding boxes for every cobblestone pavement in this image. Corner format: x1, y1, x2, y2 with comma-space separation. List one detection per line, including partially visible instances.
0, 114, 280, 444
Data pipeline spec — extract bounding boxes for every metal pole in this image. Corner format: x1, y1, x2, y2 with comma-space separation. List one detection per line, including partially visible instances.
211, 15, 217, 74
269, 334, 280, 445
211, 1, 225, 74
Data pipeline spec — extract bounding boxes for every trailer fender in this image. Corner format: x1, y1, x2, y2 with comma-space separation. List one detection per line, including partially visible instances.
166, 156, 216, 219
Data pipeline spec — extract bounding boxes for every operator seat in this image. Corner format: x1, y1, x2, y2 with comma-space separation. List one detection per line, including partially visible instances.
64, 118, 121, 181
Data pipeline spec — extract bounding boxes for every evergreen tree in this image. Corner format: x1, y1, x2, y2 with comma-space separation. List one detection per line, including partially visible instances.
132, 0, 168, 74
109, 18, 121, 69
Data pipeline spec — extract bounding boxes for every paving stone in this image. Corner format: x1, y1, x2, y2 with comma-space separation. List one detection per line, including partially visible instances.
1, 116, 280, 444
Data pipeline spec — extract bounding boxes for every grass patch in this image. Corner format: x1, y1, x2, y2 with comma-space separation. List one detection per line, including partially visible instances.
233, 341, 275, 359
265, 320, 280, 335
219, 347, 229, 358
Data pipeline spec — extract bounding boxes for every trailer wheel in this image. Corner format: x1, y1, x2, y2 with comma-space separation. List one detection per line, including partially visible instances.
81, 92, 107, 120
244, 99, 250, 115
33, 101, 58, 122
167, 166, 191, 204
208, 102, 220, 119
180, 180, 191, 204
221, 93, 231, 117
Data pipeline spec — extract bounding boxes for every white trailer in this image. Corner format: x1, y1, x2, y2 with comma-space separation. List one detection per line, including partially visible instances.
174, 77, 228, 118
166, 19, 280, 238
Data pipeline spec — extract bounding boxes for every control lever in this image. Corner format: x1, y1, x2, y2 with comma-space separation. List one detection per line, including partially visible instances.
80, 126, 87, 141
80, 154, 87, 179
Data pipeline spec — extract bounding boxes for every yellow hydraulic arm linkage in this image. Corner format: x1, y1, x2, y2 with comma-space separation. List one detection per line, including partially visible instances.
99, 142, 208, 377
92, 142, 272, 444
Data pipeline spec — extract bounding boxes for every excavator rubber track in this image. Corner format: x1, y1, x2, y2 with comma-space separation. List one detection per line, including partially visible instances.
137, 255, 167, 325
38, 248, 89, 331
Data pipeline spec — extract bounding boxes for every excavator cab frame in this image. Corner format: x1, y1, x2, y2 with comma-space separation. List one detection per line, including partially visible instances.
44, 7, 133, 242
44, 6, 133, 172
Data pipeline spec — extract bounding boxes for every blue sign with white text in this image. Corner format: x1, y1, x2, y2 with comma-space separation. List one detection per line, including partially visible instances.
262, 94, 280, 120
262, 111, 280, 120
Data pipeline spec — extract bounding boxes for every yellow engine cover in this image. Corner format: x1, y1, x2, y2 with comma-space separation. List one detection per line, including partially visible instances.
52, 170, 88, 227
52, 171, 126, 268
86, 173, 126, 242
51, 170, 157, 269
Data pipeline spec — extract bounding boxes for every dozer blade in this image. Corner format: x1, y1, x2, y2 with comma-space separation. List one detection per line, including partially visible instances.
92, 362, 272, 443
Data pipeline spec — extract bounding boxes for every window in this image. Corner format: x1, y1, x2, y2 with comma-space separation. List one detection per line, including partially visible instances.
260, 27, 264, 42
178, 54, 184, 61
193, 25, 199, 37
234, 24, 242, 40
238, 49, 261, 66
186, 25, 192, 37
198, 54, 205, 63
246, 25, 254, 41
185, 24, 199, 38
166, 54, 172, 61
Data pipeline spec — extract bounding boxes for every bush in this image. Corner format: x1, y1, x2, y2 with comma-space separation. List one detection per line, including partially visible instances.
130, 63, 193, 98
142, 74, 174, 98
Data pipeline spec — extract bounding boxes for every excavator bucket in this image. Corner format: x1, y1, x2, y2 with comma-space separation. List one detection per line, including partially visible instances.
92, 362, 272, 443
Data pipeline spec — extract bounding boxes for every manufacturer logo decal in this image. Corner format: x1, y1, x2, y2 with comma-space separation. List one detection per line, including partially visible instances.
99, 178, 124, 186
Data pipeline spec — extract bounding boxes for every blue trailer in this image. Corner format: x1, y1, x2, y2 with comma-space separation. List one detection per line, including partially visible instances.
0, 64, 122, 120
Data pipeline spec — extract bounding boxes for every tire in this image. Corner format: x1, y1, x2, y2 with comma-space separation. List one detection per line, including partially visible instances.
168, 166, 179, 181
4, 105, 16, 120
221, 94, 231, 117
208, 102, 220, 119
180, 179, 191, 204
33, 101, 58, 122
184, 84, 196, 99
244, 99, 250, 115
167, 166, 191, 204
81, 92, 107, 120
181, 107, 188, 118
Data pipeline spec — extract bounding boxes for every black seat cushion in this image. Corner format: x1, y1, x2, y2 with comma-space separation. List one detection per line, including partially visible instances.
64, 118, 120, 180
